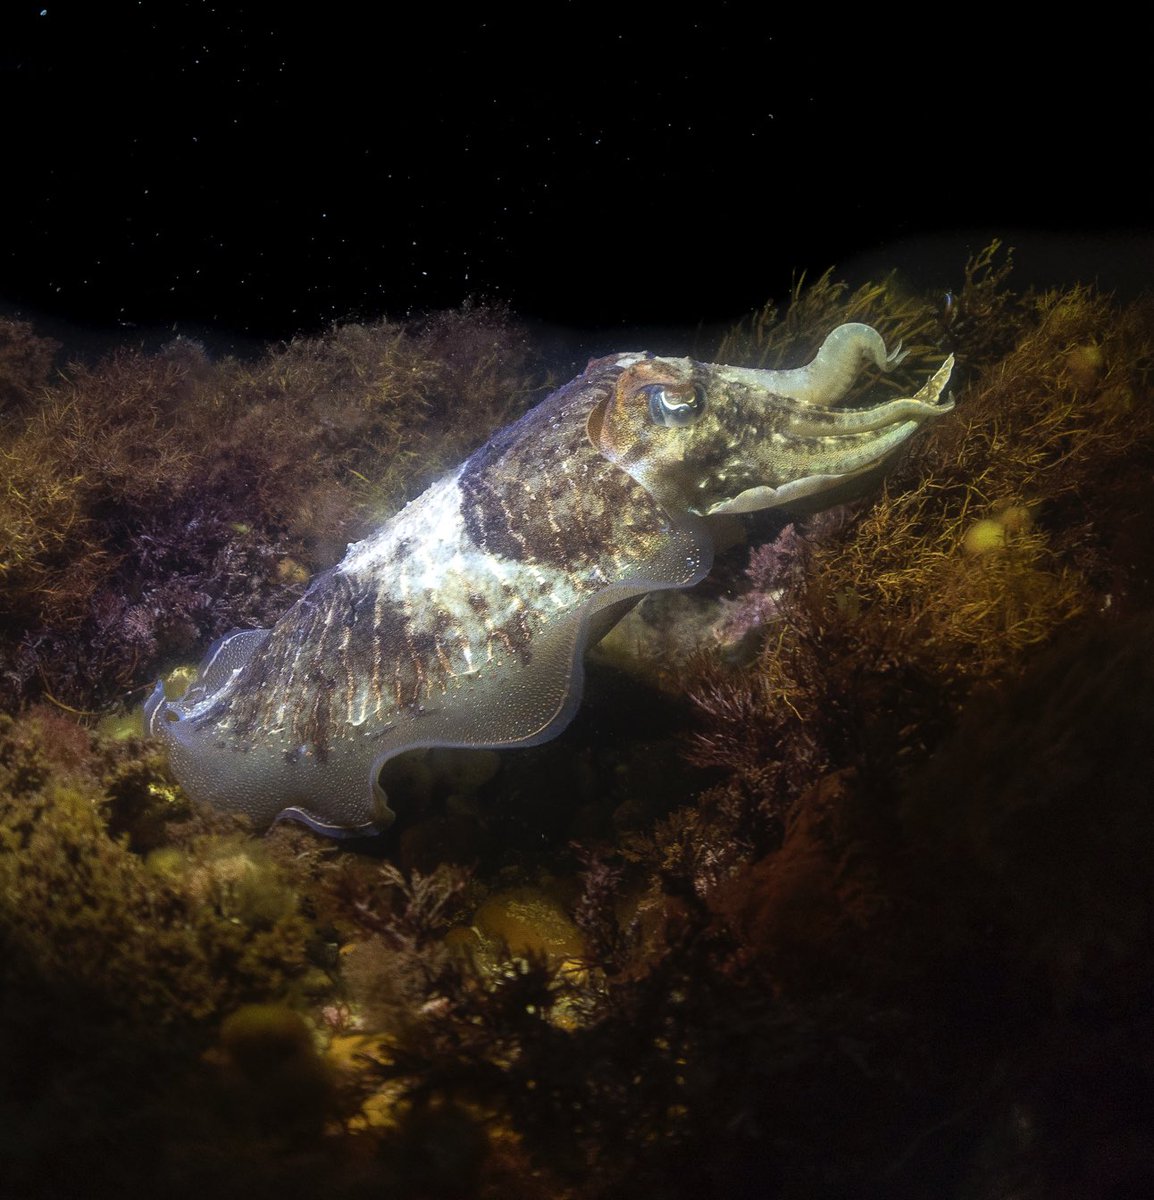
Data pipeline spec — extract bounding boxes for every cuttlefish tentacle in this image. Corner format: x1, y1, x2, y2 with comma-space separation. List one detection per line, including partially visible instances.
719, 322, 907, 404
707, 353, 957, 499
775, 355, 956, 437
147, 322, 954, 835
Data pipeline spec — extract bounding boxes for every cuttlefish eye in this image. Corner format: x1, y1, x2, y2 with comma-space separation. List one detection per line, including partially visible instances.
641, 381, 705, 427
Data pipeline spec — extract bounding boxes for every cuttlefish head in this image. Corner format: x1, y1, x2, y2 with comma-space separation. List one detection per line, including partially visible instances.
586, 336, 955, 517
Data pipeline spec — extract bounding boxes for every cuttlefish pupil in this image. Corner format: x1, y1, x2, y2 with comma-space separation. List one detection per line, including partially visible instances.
146, 322, 954, 837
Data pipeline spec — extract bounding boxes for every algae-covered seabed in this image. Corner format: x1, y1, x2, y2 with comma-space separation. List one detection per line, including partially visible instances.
3, 246, 1154, 1199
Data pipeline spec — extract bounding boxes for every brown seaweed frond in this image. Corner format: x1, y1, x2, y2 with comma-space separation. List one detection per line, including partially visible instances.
827, 282, 1152, 680
0, 305, 544, 712
938, 237, 1026, 364
0, 317, 59, 412
682, 275, 1154, 871
345, 862, 474, 952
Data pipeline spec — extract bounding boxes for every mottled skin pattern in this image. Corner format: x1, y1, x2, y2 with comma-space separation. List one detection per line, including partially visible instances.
147, 324, 954, 835
202, 364, 695, 756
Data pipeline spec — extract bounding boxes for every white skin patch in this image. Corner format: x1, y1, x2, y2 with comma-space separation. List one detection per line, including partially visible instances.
343, 470, 590, 685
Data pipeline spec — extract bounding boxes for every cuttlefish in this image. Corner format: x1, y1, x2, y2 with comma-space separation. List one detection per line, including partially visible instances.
146, 323, 954, 835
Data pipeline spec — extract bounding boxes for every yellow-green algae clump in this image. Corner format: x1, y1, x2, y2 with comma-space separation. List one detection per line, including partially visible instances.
0, 709, 316, 1025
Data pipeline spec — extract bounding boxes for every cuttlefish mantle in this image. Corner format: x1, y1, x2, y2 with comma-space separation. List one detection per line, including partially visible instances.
146, 323, 954, 836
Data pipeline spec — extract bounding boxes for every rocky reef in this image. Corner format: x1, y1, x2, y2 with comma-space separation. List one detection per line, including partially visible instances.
2, 245, 1153, 1198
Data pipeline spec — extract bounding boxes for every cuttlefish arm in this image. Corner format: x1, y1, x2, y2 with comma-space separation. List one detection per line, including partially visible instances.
588, 323, 954, 515
147, 323, 953, 836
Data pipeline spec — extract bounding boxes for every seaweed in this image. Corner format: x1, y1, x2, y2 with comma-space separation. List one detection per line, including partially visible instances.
938, 238, 1027, 365
0, 707, 371, 1198
2, 252, 1154, 1197
681, 253, 1154, 871
0, 710, 319, 1027
0, 305, 542, 712
0, 316, 59, 413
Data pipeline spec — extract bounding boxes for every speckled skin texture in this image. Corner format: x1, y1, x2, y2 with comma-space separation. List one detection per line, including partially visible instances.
147, 325, 954, 834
